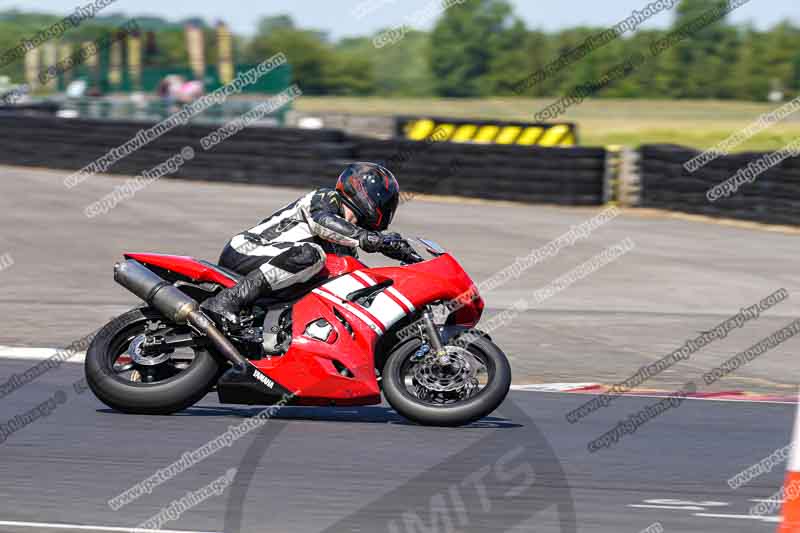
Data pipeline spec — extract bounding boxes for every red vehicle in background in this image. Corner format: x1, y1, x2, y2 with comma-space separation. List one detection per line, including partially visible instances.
85, 238, 511, 426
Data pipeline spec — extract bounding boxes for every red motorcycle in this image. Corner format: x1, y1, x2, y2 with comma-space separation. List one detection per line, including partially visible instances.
85, 239, 511, 426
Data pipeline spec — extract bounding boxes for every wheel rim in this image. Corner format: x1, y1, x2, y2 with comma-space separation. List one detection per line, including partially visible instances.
104, 317, 202, 386
397, 342, 495, 406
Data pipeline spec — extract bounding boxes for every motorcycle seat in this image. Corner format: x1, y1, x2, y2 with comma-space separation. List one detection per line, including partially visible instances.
198, 260, 244, 283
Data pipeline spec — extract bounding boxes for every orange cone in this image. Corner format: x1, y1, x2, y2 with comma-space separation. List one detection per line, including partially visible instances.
779, 391, 800, 532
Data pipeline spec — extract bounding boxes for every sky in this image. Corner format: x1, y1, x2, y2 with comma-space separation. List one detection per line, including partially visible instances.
0, 0, 796, 40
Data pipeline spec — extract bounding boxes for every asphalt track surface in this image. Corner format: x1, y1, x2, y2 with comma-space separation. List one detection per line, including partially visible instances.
0, 165, 798, 532
0, 358, 794, 533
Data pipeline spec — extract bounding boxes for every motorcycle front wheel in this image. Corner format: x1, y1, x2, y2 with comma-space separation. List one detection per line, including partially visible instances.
382, 334, 511, 426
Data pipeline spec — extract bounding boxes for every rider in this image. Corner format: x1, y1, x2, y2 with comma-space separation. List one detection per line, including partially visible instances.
200, 162, 423, 326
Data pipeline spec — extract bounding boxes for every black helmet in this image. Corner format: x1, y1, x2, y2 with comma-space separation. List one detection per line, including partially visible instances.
336, 162, 399, 231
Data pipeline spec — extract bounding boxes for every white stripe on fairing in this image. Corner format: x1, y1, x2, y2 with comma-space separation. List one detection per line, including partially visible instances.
386, 286, 415, 311
789, 390, 800, 471
321, 274, 368, 300
352, 270, 376, 285
312, 289, 383, 334
353, 270, 415, 312
366, 293, 407, 329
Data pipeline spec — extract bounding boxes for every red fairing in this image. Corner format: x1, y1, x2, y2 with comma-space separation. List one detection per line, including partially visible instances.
368, 253, 484, 328
252, 288, 383, 406
324, 254, 365, 277
124, 253, 238, 288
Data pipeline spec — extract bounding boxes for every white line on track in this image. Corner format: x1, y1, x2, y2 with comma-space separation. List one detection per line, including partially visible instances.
0, 346, 85, 363
693, 513, 780, 523
629, 504, 706, 510
514, 386, 798, 405
0, 349, 796, 404
0, 520, 220, 532
511, 383, 598, 392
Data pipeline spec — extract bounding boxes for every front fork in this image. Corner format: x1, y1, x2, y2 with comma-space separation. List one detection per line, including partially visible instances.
417, 307, 451, 364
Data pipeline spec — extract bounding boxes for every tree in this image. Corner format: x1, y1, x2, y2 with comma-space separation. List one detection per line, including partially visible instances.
793, 49, 800, 94
670, 0, 734, 98
480, 18, 528, 95
730, 28, 769, 100
143, 27, 189, 68
428, 0, 519, 97
323, 49, 376, 95
256, 15, 294, 36
514, 29, 554, 97
245, 28, 332, 94
759, 21, 800, 97
338, 32, 435, 96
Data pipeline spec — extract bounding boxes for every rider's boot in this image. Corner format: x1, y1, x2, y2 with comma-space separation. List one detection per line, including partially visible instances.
200, 269, 271, 328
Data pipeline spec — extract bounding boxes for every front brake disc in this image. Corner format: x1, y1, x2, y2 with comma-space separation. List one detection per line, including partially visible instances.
413, 345, 478, 392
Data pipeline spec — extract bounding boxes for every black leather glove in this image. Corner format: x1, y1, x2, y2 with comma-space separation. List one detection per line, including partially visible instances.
358, 231, 384, 253
381, 236, 424, 264
358, 231, 423, 263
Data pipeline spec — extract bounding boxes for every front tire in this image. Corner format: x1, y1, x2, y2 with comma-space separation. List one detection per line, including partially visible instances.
382, 335, 511, 426
85, 308, 223, 415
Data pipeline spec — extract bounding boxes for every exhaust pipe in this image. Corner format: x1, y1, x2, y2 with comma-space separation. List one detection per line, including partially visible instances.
114, 259, 249, 370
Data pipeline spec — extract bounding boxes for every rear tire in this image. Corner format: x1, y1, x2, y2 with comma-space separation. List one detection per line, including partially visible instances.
85, 308, 223, 415
382, 335, 511, 426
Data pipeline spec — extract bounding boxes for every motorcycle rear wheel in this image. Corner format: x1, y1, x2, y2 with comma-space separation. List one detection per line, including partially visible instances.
382, 334, 511, 426
85, 307, 223, 415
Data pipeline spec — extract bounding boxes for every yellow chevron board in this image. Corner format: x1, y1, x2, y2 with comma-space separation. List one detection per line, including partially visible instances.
396, 117, 578, 147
